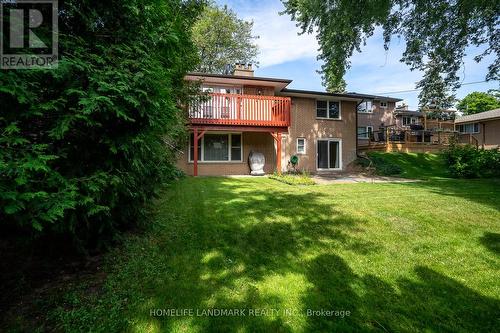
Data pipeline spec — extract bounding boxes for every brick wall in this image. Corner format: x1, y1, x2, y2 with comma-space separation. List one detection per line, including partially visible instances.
282, 98, 357, 173
357, 101, 396, 129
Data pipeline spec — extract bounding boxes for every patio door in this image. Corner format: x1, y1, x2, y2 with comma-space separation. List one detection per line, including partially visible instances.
317, 139, 341, 170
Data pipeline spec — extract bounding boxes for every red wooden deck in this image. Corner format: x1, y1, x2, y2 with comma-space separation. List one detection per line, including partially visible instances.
189, 93, 291, 128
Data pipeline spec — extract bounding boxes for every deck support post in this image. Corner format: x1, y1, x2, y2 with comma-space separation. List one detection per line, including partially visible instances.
276, 132, 282, 174
270, 132, 282, 174
193, 128, 206, 177
193, 128, 198, 177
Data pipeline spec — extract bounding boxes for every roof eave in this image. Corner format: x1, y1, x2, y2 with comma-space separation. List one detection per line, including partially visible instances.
455, 116, 500, 124
280, 88, 402, 102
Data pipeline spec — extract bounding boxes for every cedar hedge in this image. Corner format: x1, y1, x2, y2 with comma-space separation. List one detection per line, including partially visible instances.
0, 0, 204, 249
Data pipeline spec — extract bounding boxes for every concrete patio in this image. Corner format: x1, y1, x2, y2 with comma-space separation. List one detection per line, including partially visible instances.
312, 173, 420, 184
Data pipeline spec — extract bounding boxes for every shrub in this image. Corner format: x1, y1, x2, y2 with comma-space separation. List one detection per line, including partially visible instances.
443, 144, 500, 178
0, 0, 203, 249
269, 171, 315, 185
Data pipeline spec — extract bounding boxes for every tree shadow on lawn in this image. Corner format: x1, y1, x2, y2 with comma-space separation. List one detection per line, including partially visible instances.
303, 254, 500, 332
398, 178, 500, 212
119, 178, 498, 332
480, 232, 500, 255
129, 179, 379, 332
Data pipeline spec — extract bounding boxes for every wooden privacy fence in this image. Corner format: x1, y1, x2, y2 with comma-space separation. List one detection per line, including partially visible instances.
358, 127, 463, 152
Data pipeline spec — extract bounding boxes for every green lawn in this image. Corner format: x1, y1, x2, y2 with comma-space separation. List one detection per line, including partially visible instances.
367, 152, 450, 179
19, 177, 500, 332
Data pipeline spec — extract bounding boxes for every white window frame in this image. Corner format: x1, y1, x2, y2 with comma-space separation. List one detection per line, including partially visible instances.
357, 100, 373, 113
316, 100, 342, 120
357, 126, 373, 139
458, 123, 480, 134
316, 138, 342, 171
188, 132, 243, 163
402, 116, 417, 126
296, 137, 306, 154
202, 85, 242, 94
379, 101, 388, 108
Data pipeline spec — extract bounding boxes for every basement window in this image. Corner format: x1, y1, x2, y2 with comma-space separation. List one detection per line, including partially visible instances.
189, 133, 242, 162
297, 138, 306, 154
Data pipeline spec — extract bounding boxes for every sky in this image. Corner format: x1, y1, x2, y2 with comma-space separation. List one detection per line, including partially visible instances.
215, 0, 499, 110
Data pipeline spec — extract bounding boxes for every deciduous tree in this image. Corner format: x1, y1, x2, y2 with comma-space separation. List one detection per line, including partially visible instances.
281, 0, 499, 93
192, 3, 259, 73
457, 91, 500, 115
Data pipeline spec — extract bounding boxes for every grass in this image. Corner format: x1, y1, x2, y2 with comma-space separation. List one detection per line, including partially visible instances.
4, 177, 500, 332
268, 172, 315, 185
367, 152, 450, 179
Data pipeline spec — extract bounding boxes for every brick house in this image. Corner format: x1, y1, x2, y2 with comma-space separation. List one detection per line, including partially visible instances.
177, 65, 401, 176
356, 97, 401, 143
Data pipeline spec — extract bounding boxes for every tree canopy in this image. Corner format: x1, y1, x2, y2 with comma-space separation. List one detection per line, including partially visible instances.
456, 91, 500, 115
281, 0, 499, 93
192, 3, 259, 73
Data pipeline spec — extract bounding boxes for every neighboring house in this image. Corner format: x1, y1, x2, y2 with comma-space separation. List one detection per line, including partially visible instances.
356, 97, 401, 142
393, 106, 424, 129
177, 64, 400, 176
455, 108, 500, 149
357, 103, 457, 145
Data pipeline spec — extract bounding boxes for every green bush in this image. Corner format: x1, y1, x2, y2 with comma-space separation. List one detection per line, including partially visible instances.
443, 145, 500, 178
0, 0, 203, 249
269, 171, 315, 185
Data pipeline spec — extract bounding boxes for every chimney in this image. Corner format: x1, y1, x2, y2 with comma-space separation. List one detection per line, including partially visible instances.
233, 63, 254, 77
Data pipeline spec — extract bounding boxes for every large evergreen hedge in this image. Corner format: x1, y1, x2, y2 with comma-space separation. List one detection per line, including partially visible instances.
0, 0, 204, 248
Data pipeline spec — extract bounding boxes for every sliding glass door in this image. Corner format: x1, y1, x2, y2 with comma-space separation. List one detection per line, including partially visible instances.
317, 139, 341, 170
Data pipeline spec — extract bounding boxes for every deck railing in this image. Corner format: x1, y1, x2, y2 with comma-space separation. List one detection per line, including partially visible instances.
358, 127, 459, 147
189, 93, 291, 127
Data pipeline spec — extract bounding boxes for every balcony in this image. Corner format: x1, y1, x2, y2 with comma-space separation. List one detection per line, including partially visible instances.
189, 93, 291, 128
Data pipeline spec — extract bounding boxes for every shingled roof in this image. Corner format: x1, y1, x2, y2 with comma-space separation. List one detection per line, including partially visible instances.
455, 108, 500, 124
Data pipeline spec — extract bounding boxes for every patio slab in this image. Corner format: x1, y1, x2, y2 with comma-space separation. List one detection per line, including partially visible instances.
312, 174, 420, 184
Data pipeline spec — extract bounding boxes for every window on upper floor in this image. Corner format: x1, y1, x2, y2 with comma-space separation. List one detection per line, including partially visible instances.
402, 116, 418, 126
380, 101, 388, 108
202, 85, 241, 94
316, 100, 340, 119
357, 100, 373, 113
